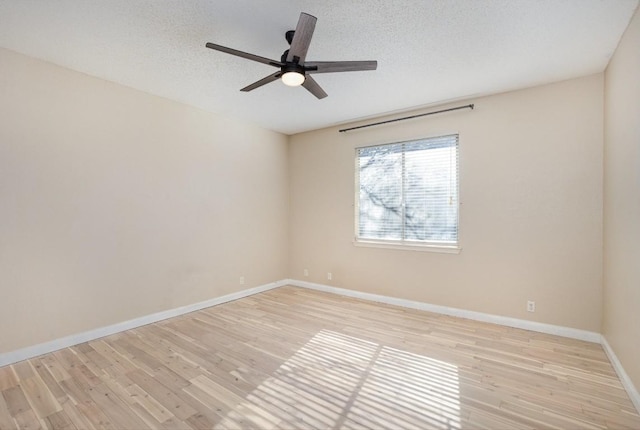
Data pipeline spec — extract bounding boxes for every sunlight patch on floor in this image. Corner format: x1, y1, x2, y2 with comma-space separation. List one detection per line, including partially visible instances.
215, 329, 461, 429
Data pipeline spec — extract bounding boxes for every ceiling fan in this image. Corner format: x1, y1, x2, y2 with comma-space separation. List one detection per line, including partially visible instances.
205, 12, 377, 99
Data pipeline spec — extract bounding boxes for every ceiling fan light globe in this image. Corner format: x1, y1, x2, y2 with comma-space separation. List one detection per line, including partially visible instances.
282, 71, 305, 87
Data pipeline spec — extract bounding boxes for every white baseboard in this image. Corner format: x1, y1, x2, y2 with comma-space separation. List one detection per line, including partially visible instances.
3, 278, 638, 416
601, 336, 640, 413
286, 279, 602, 343
0, 280, 287, 367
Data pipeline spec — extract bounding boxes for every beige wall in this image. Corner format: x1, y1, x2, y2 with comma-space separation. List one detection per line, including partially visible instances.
0, 36, 623, 361
0, 48, 289, 353
289, 74, 604, 332
603, 6, 640, 390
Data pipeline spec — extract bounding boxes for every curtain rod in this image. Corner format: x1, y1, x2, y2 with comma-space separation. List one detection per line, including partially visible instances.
338, 103, 475, 133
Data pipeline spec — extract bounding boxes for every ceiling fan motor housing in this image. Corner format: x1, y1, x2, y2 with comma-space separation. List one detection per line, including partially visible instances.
282, 61, 305, 75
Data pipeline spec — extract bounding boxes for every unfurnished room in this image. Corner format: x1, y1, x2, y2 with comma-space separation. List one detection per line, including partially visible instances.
1, 1, 640, 429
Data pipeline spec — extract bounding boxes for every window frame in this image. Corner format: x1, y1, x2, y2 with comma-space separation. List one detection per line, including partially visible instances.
354, 134, 461, 253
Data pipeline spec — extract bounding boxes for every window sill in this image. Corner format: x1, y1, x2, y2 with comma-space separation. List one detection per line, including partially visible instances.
353, 240, 461, 254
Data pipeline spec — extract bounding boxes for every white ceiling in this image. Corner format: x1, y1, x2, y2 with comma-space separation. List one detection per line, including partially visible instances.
0, 1, 637, 135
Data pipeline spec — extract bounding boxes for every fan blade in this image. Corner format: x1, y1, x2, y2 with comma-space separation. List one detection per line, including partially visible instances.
240, 72, 282, 92
286, 13, 317, 63
302, 75, 327, 99
305, 60, 377, 73
206, 43, 283, 67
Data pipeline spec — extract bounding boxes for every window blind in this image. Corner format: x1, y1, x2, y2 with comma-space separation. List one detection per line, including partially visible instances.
356, 134, 459, 246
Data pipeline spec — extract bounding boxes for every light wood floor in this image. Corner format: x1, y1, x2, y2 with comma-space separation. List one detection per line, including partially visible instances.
0, 286, 638, 429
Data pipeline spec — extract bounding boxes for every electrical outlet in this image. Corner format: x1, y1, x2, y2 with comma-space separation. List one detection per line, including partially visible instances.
527, 300, 535, 312
303, 269, 309, 277
239, 276, 245, 285
327, 272, 332, 281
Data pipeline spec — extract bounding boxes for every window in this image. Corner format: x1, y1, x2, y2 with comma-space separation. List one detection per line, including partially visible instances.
355, 134, 459, 250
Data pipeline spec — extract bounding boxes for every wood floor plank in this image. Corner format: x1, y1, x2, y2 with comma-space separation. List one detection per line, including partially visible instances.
125, 383, 174, 424
59, 399, 96, 430
20, 376, 62, 419
0, 285, 638, 429
126, 369, 198, 421
2, 385, 32, 418
86, 383, 148, 429
59, 375, 118, 429
0, 366, 19, 391
0, 391, 18, 430
12, 362, 35, 381
31, 361, 66, 403
12, 409, 42, 430
43, 410, 76, 430
36, 356, 69, 384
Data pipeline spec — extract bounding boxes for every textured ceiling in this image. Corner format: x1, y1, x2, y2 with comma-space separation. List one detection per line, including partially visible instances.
0, 1, 637, 135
